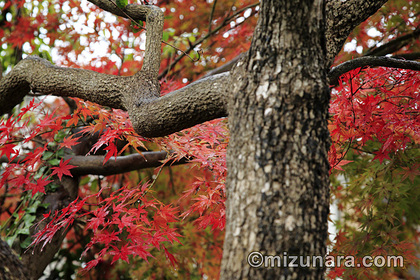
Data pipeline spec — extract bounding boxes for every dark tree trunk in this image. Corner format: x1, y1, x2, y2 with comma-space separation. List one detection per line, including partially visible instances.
0, 239, 29, 280
222, 0, 331, 279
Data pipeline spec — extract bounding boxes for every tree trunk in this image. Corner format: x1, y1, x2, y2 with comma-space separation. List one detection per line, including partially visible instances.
0, 239, 28, 280
222, 0, 331, 279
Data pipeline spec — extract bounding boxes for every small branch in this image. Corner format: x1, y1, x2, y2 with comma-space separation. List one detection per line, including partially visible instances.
392, 52, 420, 60
158, 2, 259, 79
66, 151, 189, 176
87, 0, 150, 21
202, 53, 244, 79
364, 28, 420, 57
161, 40, 201, 63
208, 0, 218, 34
1, 151, 190, 176
328, 56, 420, 85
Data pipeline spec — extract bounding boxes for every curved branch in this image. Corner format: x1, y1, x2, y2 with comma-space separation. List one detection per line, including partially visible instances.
158, 2, 259, 79
66, 151, 189, 176
0, 55, 229, 137
0, 239, 29, 280
325, 0, 388, 65
0, 2, 228, 138
128, 72, 229, 137
328, 56, 420, 85
86, 0, 150, 21
392, 52, 420, 61
202, 53, 244, 79
0, 56, 127, 114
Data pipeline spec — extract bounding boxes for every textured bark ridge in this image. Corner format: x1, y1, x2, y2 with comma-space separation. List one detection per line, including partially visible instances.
325, 0, 388, 64
0, 239, 29, 280
221, 0, 330, 279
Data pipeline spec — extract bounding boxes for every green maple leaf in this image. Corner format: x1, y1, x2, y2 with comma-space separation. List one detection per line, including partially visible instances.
116, 0, 128, 9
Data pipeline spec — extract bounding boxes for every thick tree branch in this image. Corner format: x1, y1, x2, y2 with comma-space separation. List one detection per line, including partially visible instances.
128, 72, 229, 137
0, 56, 127, 114
392, 52, 420, 61
87, 0, 150, 21
329, 56, 420, 85
66, 151, 189, 176
202, 53, 244, 79
0, 239, 29, 280
325, 0, 388, 65
0, 2, 229, 138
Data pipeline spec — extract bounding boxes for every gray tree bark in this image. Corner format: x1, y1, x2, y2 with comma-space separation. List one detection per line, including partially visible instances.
0, 239, 29, 280
221, 0, 330, 279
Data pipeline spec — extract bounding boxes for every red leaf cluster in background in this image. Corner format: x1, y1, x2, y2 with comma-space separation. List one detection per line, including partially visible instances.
329, 67, 420, 169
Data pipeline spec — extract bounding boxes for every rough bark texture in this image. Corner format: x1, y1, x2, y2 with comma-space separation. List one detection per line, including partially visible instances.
129, 72, 229, 137
0, 239, 29, 280
325, 0, 388, 65
221, 0, 330, 279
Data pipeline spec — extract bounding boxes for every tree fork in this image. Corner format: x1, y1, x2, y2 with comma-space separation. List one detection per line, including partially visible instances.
0, 4, 229, 137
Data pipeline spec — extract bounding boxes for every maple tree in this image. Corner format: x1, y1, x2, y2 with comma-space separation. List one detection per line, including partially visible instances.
0, 0, 419, 279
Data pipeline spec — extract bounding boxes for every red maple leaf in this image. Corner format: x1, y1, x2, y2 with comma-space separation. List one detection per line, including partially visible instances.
59, 135, 81, 149
51, 158, 76, 180
164, 246, 178, 267
29, 176, 53, 196
0, 144, 17, 160
373, 149, 391, 164
110, 244, 131, 264
333, 160, 353, 171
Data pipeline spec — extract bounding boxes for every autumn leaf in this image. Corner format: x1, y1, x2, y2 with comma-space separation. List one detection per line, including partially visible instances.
29, 176, 53, 196
399, 163, 420, 183
333, 160, 353, 171
59, 135, 81, 149
163, 247, 178, 267
51, 158, 77, 180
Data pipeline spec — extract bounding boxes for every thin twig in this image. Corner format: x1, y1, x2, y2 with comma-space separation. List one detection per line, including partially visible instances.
208, 0, 218, 34
107, 0, 200, 63
158, 1, 259, 79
